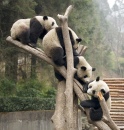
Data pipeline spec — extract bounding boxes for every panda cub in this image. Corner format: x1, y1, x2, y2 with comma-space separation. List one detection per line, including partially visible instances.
74, 56, 95, 84
10, 16, 58, 47
80, 76, 111, 121
42, 27, 82, 66
54, 56, 96, 92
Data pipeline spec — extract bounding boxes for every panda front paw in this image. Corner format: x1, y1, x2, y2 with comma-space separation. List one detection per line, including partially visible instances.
90, 108, 95, 112
28, 43, 36, 48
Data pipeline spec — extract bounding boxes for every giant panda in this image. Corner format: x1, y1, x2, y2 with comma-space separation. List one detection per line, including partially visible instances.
10, 16, 58, 47
80, 76, 111, 121
54, 55, 96, 92
42, 27, 82, 66
74, 56, 96, 83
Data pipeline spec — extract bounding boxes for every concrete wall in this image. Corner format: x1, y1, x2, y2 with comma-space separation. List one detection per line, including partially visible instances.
0, 110, 82, 130
0, 110, 54, 130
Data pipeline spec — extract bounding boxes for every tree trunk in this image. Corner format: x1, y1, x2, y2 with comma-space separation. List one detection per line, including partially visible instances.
58, 5, 76, 130
51, 81, 66, 130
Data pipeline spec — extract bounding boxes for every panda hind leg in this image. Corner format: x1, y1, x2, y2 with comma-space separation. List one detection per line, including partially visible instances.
18, 29, 30, 45
50, 47, 65, 66
29, 17, 43, 48
54, 68, 65, 81
90, 107, 103, 121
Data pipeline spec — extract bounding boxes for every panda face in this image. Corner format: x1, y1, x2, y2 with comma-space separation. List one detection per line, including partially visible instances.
77, 67, 93, 82
75, 56, 95, 82
43, 16, 58, 31
87, 77, 109, 97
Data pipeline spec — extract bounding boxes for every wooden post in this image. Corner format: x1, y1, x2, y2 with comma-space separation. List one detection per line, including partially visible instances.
58, 5, 76, 130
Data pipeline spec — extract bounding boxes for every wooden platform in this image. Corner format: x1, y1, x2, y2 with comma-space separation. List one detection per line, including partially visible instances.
104, 78, 124, 130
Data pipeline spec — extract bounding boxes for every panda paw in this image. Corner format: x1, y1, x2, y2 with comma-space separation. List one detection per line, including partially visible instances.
28, 43, 36, 48
90, 108, 95, 112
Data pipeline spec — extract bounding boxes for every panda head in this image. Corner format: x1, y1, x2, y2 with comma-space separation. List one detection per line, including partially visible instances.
87, 76, 109, 98
43, 16, 58, 31
74, 56, 96, 82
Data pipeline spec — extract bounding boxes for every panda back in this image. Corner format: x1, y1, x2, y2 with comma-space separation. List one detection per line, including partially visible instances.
10, 19, 30, 39
42, 28, 62, 57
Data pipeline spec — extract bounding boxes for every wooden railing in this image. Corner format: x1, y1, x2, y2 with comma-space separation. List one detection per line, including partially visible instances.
104, 78, 124, 130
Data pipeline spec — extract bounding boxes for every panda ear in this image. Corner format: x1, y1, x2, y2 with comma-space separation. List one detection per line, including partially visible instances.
76, 38, 82, 43
92, 68, 96, 71
81, 66, 87, 71
43, 16, 48, 20
96, 76, 100, 82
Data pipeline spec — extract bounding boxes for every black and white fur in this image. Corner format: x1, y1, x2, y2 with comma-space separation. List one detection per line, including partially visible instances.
10, 16, 58, 47
54, 56, 95, 92
42, 27, 82, 66
80, 76, 111, 121
74, 56, 95, 83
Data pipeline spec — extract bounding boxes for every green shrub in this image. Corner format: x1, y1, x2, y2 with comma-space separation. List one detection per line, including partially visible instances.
16, 79, 56, 98
0, 97, 55, 112
0, 78, 16, 96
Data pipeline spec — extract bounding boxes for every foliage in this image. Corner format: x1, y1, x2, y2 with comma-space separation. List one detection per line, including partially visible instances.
0, 78, 56, 112
0, 78, 16, 96
16, 78, 56, 98
41, 87, 56, 98
68, 0, 122, 77
0, 97, 55, 112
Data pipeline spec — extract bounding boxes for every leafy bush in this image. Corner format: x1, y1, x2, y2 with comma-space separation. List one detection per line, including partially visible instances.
16, 79, 56, 98
0, 78, 56, 112
0, 97, 55, 112
0, 78, 16, 96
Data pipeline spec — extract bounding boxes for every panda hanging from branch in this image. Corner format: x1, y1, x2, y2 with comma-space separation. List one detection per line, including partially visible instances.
42, 26, 96, 90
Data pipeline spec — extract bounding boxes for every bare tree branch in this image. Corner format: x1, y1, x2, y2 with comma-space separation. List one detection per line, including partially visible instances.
98, 92, 120, 130
77, 45, 88, 56
57, 5, 76, 130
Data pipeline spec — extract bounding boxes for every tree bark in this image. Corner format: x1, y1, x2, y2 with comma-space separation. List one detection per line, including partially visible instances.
51, 81, 66, 130
73, 94, 78, 130
58, 5, 76, 130
97, 92, 120, 130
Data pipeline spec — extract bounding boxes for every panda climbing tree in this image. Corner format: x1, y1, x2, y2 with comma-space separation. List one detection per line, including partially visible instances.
6, 5, 119, 130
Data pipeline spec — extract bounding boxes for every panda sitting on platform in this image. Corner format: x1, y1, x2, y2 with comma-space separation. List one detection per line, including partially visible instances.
80, 76, 111, 121
10, 16, 58, 47
42, 27, 82, 66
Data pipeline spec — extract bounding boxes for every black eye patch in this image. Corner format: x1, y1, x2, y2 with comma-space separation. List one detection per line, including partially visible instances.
52, 22, 54, 26
89, 86, 92, 89
101, 89, 106, 94
84, 75, 88, 78
81, 66, 87, 71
